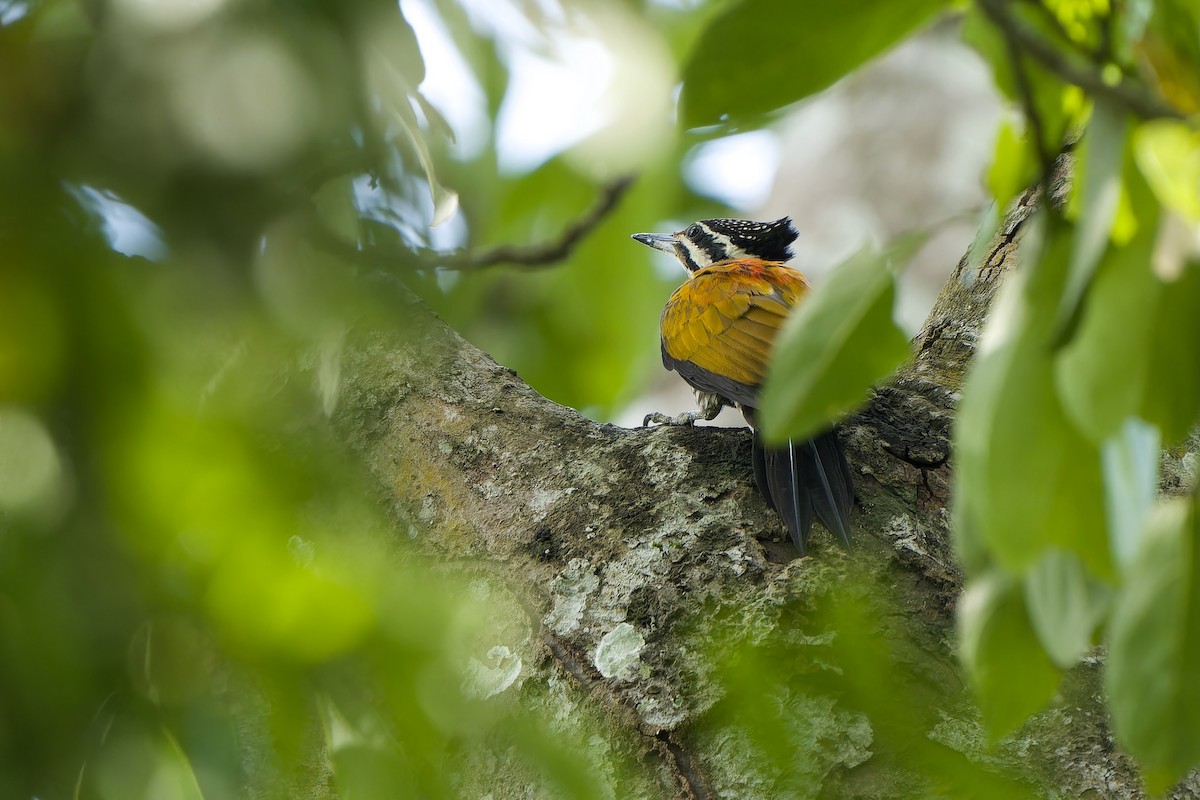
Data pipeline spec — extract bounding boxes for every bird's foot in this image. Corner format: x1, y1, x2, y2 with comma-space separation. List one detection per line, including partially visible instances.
643, 410, 705, 427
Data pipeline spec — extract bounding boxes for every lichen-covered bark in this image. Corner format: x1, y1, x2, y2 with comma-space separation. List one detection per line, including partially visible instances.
330, 183, 1199, 799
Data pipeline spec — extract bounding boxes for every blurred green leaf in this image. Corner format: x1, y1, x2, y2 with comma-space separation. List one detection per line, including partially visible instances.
958, 571, 1061, 739
955, 334, 1110, 576
951, 471, 992, 576
1023, 549, 1110, 669
390, 96, 459, 226
1142, 258, 1200, 443
313, 176, 361, 243
986, 120, 1036, 213
1054, 225, 1158, 443
1107, 496, 1200, 794
954, 224, 1112, 579
759, 236, 919, 444
378, 9, 426, 87
160, 728, 208, 800
88, 724, 209, 800
680, 0, 949, 128
0, 271, 66, 404
332, 743, 432, 800
961, 5, 1014, 96
1101, 417, 1161, 572
1056, 221, 1200, 446
205, 540, 376, 662
1113, 0, 1153, 66
1055, 102, 1128, 339
962, 5, 1077, 157
1134, 1, 1200, 116
1134, 120, 1200, 222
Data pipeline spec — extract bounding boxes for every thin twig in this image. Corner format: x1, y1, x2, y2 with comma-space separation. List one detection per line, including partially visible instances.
310, 175, 636, 274
455, 175, 636, 272
977, 0, 1184, 122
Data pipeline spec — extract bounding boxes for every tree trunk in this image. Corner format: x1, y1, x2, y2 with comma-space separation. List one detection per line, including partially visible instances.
331, 180, 1200, 798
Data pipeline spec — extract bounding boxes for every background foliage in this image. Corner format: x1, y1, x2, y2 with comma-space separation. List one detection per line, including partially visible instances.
2, 0, 1199, 797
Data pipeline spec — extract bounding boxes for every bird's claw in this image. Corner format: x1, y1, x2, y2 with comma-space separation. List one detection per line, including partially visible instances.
643, 410, 704, 428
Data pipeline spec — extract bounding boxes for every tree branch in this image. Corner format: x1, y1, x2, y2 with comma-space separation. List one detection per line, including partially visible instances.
328, 176, 1197, 796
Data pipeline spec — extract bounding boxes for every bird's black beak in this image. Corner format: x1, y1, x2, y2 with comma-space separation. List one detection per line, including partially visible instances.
632, 232, 678, 254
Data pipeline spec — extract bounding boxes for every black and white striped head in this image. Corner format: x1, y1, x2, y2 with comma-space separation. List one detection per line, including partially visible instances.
632, 217, 798, 273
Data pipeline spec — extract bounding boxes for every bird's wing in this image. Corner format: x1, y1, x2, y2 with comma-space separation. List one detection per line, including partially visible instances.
660, 260, 808, 406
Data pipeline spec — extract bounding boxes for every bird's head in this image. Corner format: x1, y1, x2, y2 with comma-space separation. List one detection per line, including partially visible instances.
632, 217, 798, 273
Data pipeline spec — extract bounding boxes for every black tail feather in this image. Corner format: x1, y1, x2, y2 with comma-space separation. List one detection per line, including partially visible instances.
752, 427, 854, 554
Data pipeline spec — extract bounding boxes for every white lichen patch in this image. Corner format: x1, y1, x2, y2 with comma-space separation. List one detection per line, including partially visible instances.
475, 481, 502, 499
572, 461, 612, 497
543, 670, 581, 728
640, 438, 692, 487
529, 487, 566, 520
463, 645, 523, 699
722, 546, 751, 575
593, 529, 678, 626
418, 494, 439, 525
883, 514, 927, 556
546, 559, 600, 635
1182, 451, 1197, 485
636, 692, 688, 730
593, 622, 645, 680
928, 707, 990, 763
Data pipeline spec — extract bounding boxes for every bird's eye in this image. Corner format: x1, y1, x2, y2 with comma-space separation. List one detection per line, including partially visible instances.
685, 224, 701, 237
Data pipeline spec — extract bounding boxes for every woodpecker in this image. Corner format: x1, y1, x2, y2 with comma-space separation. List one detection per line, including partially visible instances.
633, 217, 853, 555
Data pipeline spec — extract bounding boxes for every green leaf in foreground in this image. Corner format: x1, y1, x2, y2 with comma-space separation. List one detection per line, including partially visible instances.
679, 0, 948, 128
1142, 258, 1200, 444
1107, 496, 1200, 794
1102, 417, 1161, 572
987, 121, 1036, 215
1056, 241, 1200, 445
954, 325, 1111, 577
1135, 120, 1200, 222
1023, 549, 1110, 669
758, 237, 918, 444
953, 227, 1112, 579
1054, 228, 1158, 443
1053, 101, 1128, 340
958, 571, 1061, 740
